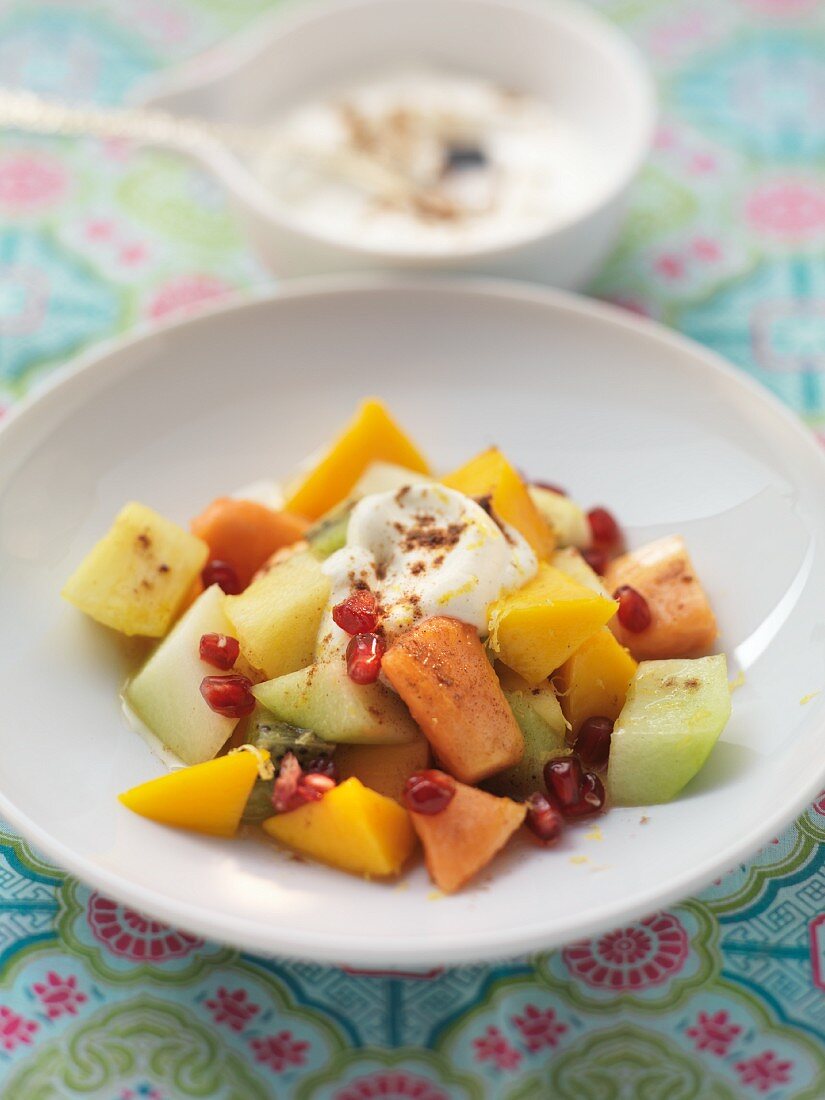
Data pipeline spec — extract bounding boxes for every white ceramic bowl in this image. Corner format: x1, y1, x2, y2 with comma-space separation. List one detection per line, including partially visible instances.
3, 278, 824, 967
137, 0, 655, 287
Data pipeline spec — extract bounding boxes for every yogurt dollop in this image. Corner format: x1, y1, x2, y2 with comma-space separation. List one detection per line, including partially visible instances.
320, 483, 537, 650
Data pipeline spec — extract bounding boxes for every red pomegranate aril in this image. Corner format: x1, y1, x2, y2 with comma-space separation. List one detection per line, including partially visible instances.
299, 773, 336, 798
614, 584, 652, 632
333, 589, 378, 635
202, 559, 243, 595
581, 546, 610, 576
544, 756, 584, 810
272, 752, 303, 813
346, 632, 386, 685
564, 771, 606, 818
199, 632, 240, 670
403, 769, 456, 815
575, 716, 614, 770
587, 506, 622, 550
199, 674, 256, 718
525, 792, 564, 843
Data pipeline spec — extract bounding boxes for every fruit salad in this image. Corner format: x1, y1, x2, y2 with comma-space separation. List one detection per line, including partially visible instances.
62, 399, 732, 893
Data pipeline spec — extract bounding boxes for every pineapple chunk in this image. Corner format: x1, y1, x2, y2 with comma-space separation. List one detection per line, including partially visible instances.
557, 628, 637, 735
224, 550, 331, 678
62, 502, 208, 637
119, 750, 264, 837
263, 777, 415, 877
126, 585, 245, 765
607, 656, 731, 805
443, 447, 554, 559
284, 399, 430, 520
488, 563, 618, 686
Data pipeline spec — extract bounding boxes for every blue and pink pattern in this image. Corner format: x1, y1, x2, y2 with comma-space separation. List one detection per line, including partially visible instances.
2, 0, 825, 1096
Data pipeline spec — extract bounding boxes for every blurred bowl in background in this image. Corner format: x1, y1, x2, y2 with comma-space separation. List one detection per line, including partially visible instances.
137, 0, 655, 288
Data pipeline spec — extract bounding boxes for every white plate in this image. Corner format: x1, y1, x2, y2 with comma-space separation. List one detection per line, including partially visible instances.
2, 278, 824, 967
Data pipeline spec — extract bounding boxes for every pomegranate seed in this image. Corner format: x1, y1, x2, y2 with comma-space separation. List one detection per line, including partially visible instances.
587, 507, 622, 549
300, 773, 336, 797
533, 481, 567, 497
564, 771, 606, 818
333, 589, 378, 634
272, 752, 303, 813
199, 632, 240, 670
403, 769, 456, 815
200, 674, 256, 718
304, 753, 338, 781
575, 716, 613, 770
614, 584, 652, 632
202, 559, 242, 595
581, 546, 609, 575
346, 632, 386, 685
544, 756, 584, 810
525, 792, 564, 843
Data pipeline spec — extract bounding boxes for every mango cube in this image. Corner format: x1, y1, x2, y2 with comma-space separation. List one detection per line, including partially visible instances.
118, 750, 263, 837
488, 564, 618, 686
284, 399, 430, 520
443, 447, 554, 559
262, 777, 415, 877
224, 550, 331, 678
62, 502, 208, 637
557, 628, 637, 735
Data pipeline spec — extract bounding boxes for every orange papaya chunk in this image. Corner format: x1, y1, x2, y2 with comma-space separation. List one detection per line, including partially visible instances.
409, 775, 526, 893
382, 616, 523, 784
191, 497, 308, 590
604, 535, 718, 660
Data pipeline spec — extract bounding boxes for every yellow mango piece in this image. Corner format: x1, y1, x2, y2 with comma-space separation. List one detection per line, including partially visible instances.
557, 628, 638, 735
225, 550, 331, 678
118, 750, 265, 837
442, 448, 554, 559
335, 739, 432, 802
62, 503, 208, 638
263, 777, 415, 877
284, 399, 430, 520
488, 564, 618, 686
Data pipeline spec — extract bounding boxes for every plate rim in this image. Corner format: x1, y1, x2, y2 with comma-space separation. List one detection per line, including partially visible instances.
2, 273, 825, 966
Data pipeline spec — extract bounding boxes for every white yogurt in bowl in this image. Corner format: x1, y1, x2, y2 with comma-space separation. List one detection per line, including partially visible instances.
254, 70, 596, 255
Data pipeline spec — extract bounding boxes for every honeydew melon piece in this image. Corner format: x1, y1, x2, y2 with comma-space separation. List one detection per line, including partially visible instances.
224, 549, 331, 678
551, 547, 611, 598
486, 667, 569, 799
607, 655, 731, 805
253, 660, 421, 745
529, 487, 590, 549
125, 584, 243, 765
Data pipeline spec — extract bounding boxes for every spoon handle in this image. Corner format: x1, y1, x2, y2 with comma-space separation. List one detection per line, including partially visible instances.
0, 87, 237, 153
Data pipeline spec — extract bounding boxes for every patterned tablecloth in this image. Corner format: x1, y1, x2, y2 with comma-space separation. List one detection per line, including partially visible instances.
1, 0, 825, 1096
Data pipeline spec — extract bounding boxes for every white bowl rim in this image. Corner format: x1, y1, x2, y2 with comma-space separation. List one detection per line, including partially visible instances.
4, 274, 825, 965
136, 0, 657, 264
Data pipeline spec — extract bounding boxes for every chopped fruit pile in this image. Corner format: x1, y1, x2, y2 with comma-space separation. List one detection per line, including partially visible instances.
63, 398, 733, 894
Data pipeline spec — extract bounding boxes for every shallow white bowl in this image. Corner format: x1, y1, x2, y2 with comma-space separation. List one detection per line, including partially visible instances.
2, 278, 824, 967
136, 0, 655, 287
